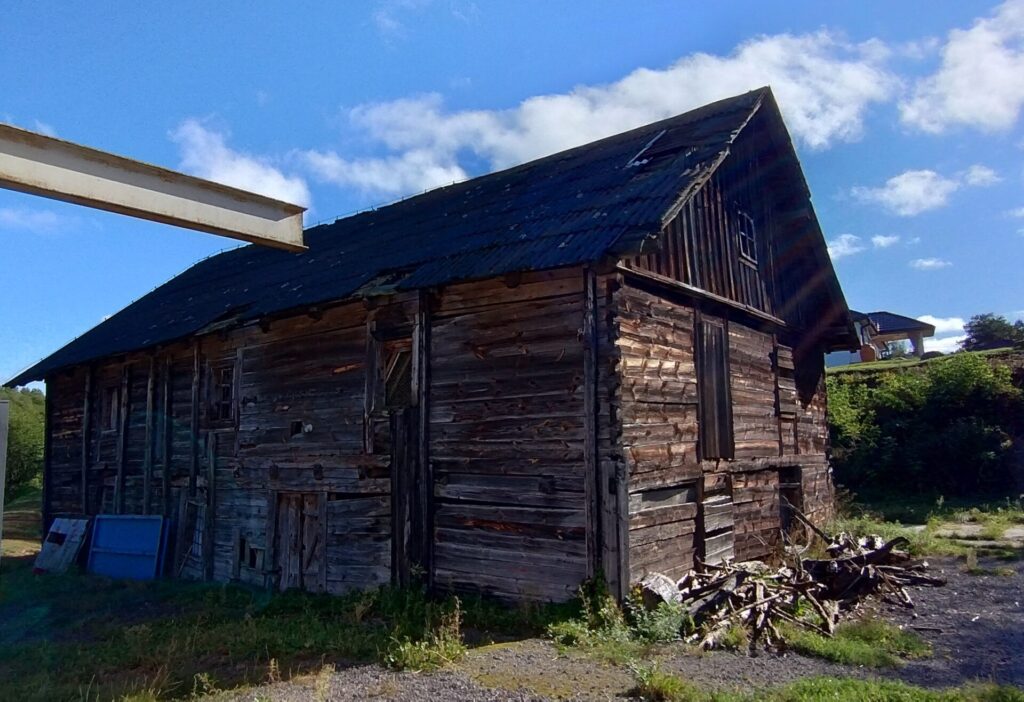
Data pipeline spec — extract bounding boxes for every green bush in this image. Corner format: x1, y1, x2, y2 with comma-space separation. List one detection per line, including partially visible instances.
828, 353, 1022, 495
1, 387, 45, 500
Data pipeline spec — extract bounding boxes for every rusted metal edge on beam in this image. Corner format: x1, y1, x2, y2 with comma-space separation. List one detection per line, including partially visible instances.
0, 123, 306, 251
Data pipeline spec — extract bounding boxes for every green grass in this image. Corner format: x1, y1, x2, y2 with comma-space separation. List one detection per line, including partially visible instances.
0, 486, 42, 557
0, 553, 569, 701
629, 662, 707, 701
827, 347, 1018, 375
758, 677, 1024, 702
965, 566, 1017, 577
827, 492, 1024, 561
780, 618, 931, 668
626, 669, 1024, 702
547, 584, 696, 665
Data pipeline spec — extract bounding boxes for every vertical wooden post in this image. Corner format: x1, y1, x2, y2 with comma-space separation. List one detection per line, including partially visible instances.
80, 366, 93, 515
264, 489, 278, 591
204, 433, 216, 580
597, 277, 629, 600
318, 492, 328, 593
230, 525, 242, 582
582, 268, 599, 579
363, 318, 379, 454
143, 355, 156, 514
161, 357, 172, 518
41, 386, 52, 534
414, 290, 433, 586
189, 342, 200, 497
115, 365, 130, 514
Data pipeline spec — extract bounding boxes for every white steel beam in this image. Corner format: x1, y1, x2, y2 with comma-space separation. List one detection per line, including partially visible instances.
0, 123, 306, 251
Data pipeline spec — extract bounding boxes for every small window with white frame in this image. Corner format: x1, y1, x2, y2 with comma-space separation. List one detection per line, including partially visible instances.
736, 209, 757, 263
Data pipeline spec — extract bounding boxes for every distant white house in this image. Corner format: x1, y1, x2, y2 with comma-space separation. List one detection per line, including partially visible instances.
825, 311, 936, 367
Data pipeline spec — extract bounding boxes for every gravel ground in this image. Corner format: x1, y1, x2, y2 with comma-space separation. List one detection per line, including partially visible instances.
224, 556, 1023, 700
875, 556, 1024, 688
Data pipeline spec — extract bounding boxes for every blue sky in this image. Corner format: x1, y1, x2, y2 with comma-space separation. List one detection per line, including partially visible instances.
2, 1, 1023, 383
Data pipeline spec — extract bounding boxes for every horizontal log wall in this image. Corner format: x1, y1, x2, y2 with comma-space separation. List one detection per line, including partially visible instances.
613, 280, 835, 579
729, 325, 778, 460
613, 283, 700, 582
42, 267, 835, 599
429, 269, 589, 601
731, 466, 780, 561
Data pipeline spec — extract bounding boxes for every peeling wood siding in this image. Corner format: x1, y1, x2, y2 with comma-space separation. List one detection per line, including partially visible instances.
429, 269, 589, 602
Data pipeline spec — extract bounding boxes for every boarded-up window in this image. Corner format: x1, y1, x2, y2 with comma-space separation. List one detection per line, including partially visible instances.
209, 363, 235, 424
102, 386, 119, 431
697, 317, 734, 459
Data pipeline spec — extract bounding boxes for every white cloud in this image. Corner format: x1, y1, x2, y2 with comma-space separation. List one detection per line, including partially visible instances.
170, 119, 311, 207
901, 0, 1024, 133
0, 207, 70, 233
1008, 206, 1024, 217
962, 164, 1001, 186
925, 334, 967, 353
871, 234, 900, 248
302, 147, 467, 196
909, 257, 952, 270
917, 314, 965, 334
852, 170, 960, 216
827, 233, 865, 260
304, 31, 896, 197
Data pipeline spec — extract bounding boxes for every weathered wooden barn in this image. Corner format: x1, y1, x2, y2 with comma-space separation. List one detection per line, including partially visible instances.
8, 88, 856, 601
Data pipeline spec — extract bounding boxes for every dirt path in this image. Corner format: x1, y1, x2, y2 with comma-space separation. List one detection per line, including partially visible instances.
224, 556, 1023, 700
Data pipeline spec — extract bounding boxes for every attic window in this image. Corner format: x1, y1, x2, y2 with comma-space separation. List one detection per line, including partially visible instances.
384, 341, 413, 410
735, 209, 757, 263
102, 386, 119, 431
209, 364, 235, 424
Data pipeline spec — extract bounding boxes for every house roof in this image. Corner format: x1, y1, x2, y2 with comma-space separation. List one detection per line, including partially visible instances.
858, 311, 936, 337
8, 87, 850, 387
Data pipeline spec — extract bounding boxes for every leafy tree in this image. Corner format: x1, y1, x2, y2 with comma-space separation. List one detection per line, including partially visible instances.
961, 313, 1024, 351
1, 387, 45, 501
828, 353, 1022, 495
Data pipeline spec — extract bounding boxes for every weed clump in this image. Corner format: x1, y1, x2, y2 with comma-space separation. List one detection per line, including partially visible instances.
780, 617, 930, 668
384, 597, 466, 671
628, 662, 703, 702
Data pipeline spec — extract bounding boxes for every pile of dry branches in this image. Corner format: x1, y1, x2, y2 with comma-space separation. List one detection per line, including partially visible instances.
640, 513, 946, 651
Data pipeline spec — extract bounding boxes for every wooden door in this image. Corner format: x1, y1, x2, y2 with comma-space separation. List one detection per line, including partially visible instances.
274, 492, 325, 592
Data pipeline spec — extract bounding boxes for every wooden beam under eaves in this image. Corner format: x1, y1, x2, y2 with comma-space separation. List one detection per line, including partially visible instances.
0, 123, 306, 251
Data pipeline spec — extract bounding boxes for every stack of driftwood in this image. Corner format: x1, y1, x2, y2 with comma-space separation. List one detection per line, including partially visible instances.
639, 513, 946, 650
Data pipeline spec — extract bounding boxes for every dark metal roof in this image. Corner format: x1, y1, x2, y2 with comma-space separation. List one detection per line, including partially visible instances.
857, 311, 936, 337
9, 87, 841, 386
